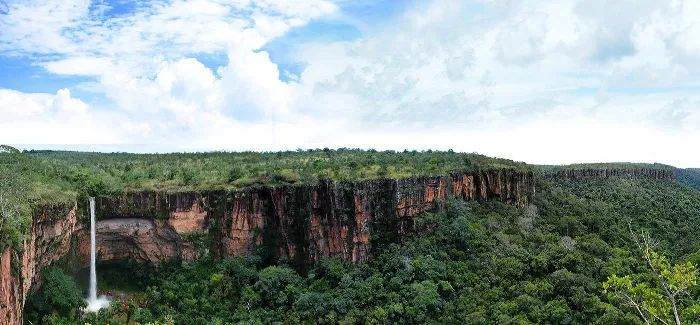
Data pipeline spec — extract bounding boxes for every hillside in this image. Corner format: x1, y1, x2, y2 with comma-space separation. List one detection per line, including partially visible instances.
3, 148, 700, 324
675, 168, 700, 191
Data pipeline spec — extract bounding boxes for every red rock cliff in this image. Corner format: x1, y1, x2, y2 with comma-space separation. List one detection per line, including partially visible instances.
90, 169, 534, 266
213, 169, 534, 265
0, 203, 77, 325
71, 192, 209, 266
548, 167, 674, 180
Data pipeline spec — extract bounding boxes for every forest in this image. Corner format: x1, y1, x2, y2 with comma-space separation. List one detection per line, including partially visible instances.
4, 148, 700, 324
24, 148, 526, 192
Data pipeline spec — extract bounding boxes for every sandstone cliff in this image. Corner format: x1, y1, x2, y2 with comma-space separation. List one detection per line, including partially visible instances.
74, 218, 198, 266
0, 203, 77, 325
84, 169, 534, 266
214, 169, 534, 265
546, 166, 674, 180
73, 192, 208, 265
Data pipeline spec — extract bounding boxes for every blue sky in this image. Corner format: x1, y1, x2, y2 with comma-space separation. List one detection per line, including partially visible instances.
2, 0, 700, 167
0, 0, 400, 88
0, 0, 411, 96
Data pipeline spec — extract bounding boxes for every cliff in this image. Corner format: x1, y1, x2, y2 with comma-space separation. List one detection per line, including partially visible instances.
73, 192, 207, 265
0, 168, 534, 324
91, 169, 534, 266
0, 203, 77, 325
545, 166, 674, 180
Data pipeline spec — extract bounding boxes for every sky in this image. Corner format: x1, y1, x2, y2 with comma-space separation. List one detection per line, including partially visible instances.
1, 0, 700, 167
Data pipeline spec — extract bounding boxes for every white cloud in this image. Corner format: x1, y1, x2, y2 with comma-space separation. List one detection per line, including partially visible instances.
0, 0, 335, 136
218, 46, 291, 119
43, 57, 114, 76
278, 0, 700, 166
0, 0, 91, 54
0, 88, 133, 144
3, 0, 700, 167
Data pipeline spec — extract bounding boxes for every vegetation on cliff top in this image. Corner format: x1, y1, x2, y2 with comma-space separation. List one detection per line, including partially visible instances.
536, 162, 674, 174
0, 148, 77, 251
24, 148, 529, 194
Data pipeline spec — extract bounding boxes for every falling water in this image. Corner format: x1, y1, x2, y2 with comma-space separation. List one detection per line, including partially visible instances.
89, 197, 96, 301
85, 197, 109, 312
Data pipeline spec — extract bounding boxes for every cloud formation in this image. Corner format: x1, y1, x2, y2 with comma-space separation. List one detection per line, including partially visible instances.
2, 0, 700, 166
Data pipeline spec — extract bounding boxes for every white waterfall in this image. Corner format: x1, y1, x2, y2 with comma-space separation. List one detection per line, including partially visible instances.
85, 197, 109, 312
89, 196, 96, 301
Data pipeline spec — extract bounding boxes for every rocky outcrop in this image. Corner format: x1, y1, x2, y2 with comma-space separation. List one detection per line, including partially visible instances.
75, 218, 197, 266
0, 249, 21, 325
71, 193, 209, 265
94, 191, 207, 226
548, 167, 674, 180
0, 203, 77, 325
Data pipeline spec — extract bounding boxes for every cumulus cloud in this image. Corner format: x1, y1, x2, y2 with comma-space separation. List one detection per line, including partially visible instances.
0, 88, 136, 144
2, 0, 700, 166
276, 0, 700, 166
0, 0, 336, 145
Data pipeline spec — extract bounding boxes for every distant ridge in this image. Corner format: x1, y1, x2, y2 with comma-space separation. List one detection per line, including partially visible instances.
675, 168, 700, 191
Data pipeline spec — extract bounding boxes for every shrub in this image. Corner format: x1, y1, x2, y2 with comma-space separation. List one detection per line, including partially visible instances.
41, 267, 85, 316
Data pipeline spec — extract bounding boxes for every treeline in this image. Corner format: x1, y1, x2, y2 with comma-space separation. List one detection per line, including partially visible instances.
25, 148, 527, 194
675, 168, 700, 192
0, 147, 78, 251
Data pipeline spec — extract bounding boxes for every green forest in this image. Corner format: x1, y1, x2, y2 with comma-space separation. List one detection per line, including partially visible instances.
5, 148, 700, 324
24, 148, 526, 192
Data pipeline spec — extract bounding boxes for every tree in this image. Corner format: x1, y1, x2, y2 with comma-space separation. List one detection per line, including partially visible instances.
227, 166, 244, 183
0, 150, 30, 250
603, 226, 700, 325
0, 145, 20, 154
41, 267, 86, 316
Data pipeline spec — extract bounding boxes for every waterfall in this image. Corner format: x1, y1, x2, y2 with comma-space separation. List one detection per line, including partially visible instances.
89, 197, 96, 302
85, 197, 109, 312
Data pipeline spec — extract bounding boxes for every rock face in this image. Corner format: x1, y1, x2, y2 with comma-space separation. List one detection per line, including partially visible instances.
549, 167, 674, 180
0, 203, 77, 325
75, 218, 197, 266
213, 169, 534, 265
73, 192, 209, 265
0, 249, 21, 325
87, 170, 534, 266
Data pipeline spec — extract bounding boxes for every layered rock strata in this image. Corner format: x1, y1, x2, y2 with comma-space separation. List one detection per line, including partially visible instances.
91, 169, 534, 265
549, 167, 674, 180
0, 204, 77, 324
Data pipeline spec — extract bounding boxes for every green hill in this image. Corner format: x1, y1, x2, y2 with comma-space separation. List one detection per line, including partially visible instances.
675, 168, 700, 191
